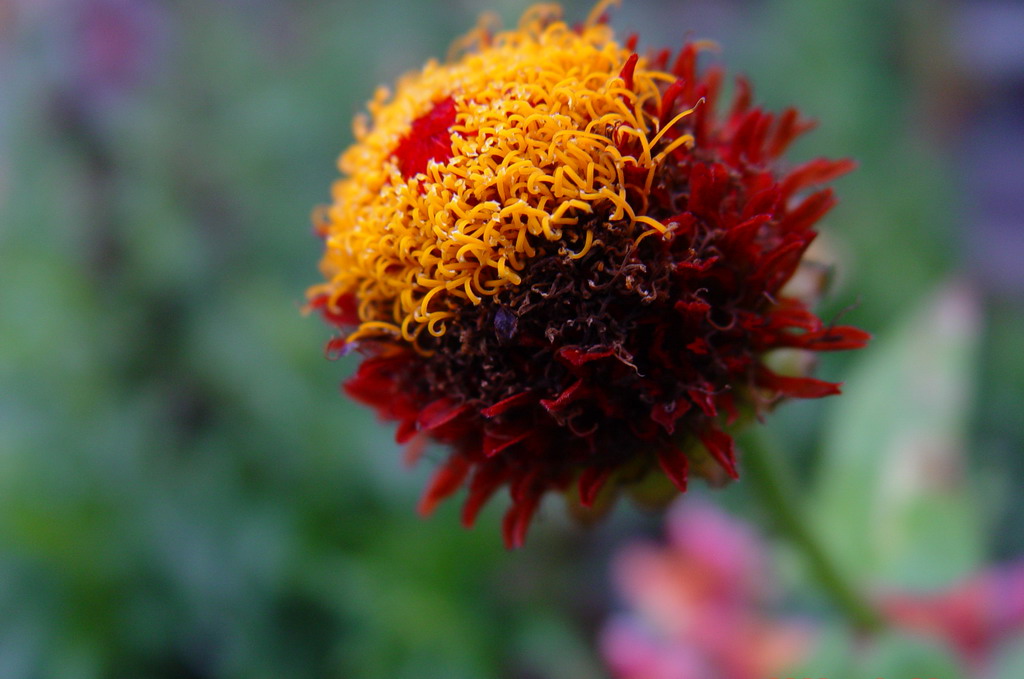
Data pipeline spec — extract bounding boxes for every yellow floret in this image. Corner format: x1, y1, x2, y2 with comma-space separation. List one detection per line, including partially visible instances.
311, 1, 695, 350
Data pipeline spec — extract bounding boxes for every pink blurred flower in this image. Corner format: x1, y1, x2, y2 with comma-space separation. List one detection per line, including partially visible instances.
601, 502, 812, 679
602, 499, 1024, 679
878, 562, 1024, 674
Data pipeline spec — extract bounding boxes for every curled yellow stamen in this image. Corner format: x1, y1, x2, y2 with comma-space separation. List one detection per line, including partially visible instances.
313, 5, 700, 350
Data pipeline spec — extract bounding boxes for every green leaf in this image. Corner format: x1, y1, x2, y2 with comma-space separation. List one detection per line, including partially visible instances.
811, 281, 983, 587
858, 631, 965, 679
993, 636, 1024, 679
785, 625, 966, 679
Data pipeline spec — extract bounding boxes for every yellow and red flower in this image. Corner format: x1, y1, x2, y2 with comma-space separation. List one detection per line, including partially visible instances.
309, 2, 868, 547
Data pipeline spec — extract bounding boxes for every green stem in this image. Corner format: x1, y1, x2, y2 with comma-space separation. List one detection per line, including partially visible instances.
738, 430, 885, 634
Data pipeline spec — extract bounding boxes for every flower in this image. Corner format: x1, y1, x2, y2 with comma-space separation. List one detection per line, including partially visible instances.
600, 501, 813, 679
878, 562, 1024, 675
600, 503, 1024, 679
309, 1, 868, 547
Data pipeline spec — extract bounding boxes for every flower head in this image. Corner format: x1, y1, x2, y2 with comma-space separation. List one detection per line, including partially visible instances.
601, 501, 813, 679
309, 1, 868, 547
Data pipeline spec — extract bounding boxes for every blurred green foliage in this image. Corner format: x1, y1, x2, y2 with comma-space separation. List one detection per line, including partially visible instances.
1, 0, 1021, 678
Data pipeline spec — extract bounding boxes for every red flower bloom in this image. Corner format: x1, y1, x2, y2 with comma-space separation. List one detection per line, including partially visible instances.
309, 3, 868, 547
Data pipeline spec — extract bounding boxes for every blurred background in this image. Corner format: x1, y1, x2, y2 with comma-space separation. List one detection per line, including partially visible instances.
1, 0, 1023, 677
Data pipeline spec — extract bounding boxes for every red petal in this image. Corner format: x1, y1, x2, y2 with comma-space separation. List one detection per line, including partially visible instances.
578, 467, 613, 508
699, 428, 739, 479
309, 292, 360, 327
692, 69, 722, 140
757, 237, 814, 292
688, 163, 730, 218
676, 255, 720, 273
741, 188, 781, 221
671, 43, 696, 83
686, 338, 709, 355
557, 346, 615, 368
727, 76, 752, 121
724, 214, 772, 249
650, 398, 692, 435
325, 336, 350, 359
659, 78, 687, 121
782, 188, 837, 234
540, 378, 586, 413
675, 299, 711, 316
482, 429, 532, 457
418, 455, 471, 516
651, 48, 672, 71
395, 418, 418, 445
776, 325, 872, 351
392, 96, 458, 179
417, 398, 469, 431
688, 388, 718, 418
768, 108, 817, 158
732, 109, 772, 164
756, 366, 842, 399
343, 356, 408, 406
402, 434, 427, 467
719, 392, 739, 426
619, 53, 638, 92
508, 469, 540, 504
665, 212, 698, 236
656, 445, 690, 492
502, 494, 541, 549
481, 391, 534, 418
461, 465, 505, 528
765, 305, 820, 331
781, 158, 857, 199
